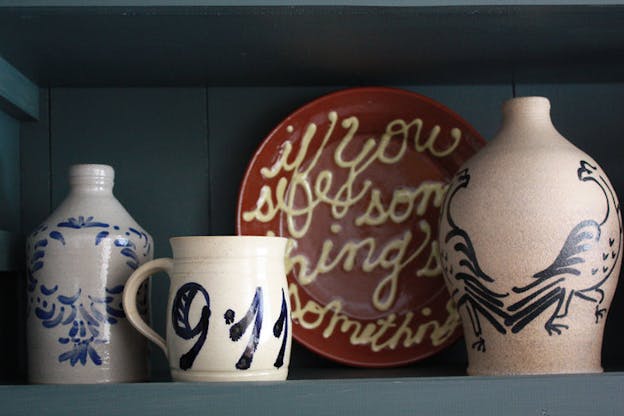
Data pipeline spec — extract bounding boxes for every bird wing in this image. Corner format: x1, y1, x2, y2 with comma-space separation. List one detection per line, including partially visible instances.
513, 220, 601, 294
505, 220, 605, 333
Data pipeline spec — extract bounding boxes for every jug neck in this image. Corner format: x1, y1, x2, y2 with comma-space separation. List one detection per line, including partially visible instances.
501, 96, 555, 131
69, 164, 115, 195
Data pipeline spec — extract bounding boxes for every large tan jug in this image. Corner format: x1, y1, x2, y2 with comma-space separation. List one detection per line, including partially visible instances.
438, 97, 622, 375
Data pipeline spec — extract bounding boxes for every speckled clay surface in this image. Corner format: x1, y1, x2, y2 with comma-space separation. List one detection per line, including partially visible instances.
26, 164, 152, 384
438, 97, 622, 375
123, 236, 291, 382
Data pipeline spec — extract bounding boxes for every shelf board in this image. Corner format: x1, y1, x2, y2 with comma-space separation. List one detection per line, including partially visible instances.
0, 55, 38, 120
2, 372, 623, 415
1, 1, 624, 6
0, 4, 622, 86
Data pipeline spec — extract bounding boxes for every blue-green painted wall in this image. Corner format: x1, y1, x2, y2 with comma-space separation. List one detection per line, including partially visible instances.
0, 109, 23, 383
0, 110, 20, 232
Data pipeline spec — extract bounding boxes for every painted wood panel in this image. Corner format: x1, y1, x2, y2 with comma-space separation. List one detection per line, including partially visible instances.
49, 87, 210, 243
400, 84, 513, 140
0, 110, 21, 234
1, 6, 623, 86
0, 107, 26, 382
20, 89, 50, 234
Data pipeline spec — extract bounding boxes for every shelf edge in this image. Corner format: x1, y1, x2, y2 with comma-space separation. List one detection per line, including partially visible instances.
0, 55, 39, 121
1, 1, 624, 7
0, 372, 623, 415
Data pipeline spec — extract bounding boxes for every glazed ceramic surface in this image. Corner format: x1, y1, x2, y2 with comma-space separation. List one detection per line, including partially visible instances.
26, 164, 152, 384
122, 236, 291, 382
439, 97, 622, 375
237, 87, 485, 367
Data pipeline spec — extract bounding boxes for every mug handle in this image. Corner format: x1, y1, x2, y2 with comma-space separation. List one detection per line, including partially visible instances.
122, 258, 173, 357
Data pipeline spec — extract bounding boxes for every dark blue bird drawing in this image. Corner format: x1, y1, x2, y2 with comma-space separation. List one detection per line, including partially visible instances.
440, 160, 622, 352
439, 169, 510, 352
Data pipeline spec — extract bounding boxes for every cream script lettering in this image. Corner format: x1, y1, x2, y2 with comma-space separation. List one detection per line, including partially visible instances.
243, 111, 462, 322
289, 283, 461, 351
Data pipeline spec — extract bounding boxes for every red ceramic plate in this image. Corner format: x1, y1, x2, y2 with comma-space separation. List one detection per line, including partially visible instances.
237, 87, 485, 367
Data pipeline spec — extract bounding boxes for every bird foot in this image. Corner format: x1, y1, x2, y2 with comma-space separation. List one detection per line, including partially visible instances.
595, 307, 607, 323
471, 338, 486, 352
545, 322, 569, 336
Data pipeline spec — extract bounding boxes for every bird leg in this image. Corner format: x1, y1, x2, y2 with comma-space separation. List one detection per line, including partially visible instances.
594, 289, 607, 322
575, 288, 606, 323
464, 299, 486, 352
545, 289, 572, 336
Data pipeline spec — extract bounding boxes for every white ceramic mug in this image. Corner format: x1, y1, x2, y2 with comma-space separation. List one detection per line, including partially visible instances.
122, 236, 291, 382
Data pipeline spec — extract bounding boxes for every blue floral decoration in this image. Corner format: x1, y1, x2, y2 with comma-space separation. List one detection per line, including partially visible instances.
27, 216, 151, 366
57, 216, 109, 229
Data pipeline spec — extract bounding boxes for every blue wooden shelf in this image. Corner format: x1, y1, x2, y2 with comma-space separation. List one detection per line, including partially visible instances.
1, 1, 624, 6
1, 372, 623, 415
0, 55, 38, 120
0, 4, 622, 86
